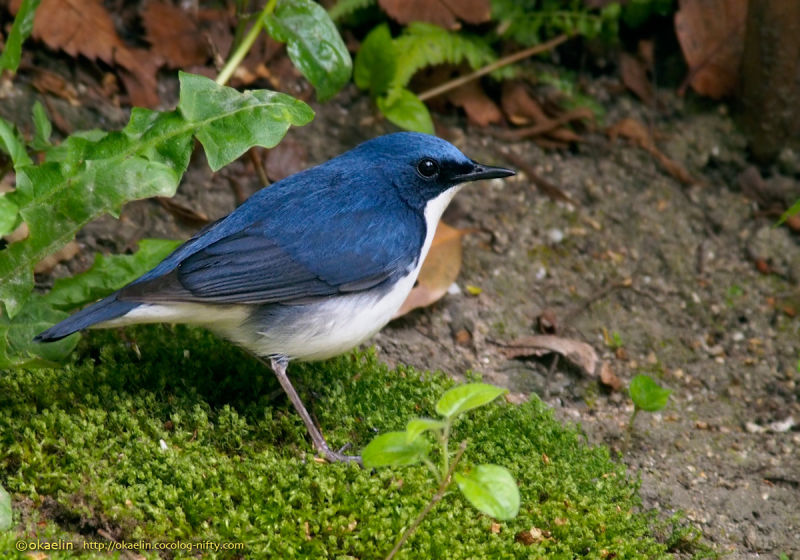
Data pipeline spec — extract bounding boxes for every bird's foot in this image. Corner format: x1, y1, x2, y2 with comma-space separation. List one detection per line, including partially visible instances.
316, 442, 363, 466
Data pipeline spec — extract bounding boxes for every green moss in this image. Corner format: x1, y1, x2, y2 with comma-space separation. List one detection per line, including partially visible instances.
1, 325, 677, 558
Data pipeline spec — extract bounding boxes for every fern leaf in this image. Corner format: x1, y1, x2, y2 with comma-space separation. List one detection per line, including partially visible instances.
391, 23, 496, 90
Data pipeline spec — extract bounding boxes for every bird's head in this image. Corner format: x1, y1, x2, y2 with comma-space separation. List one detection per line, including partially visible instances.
348, 132, 515, 210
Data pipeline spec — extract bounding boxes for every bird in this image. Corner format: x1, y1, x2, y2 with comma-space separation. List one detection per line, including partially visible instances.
34, 132, 515, 463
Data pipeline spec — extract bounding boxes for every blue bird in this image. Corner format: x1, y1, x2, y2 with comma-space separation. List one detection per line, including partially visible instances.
35, 132, 515, 463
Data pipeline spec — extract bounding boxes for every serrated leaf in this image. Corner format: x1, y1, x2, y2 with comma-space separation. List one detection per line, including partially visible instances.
265, 0, 352, 101
0, 117, 32, 169
178, 72, 314, 170
1, 73, 312, 319
362, 431, 430, 467
405, 418, 446, 442
0, 484, 11, 531
0, 195, 19, 237
377, 89, 434, 134
353, 23, 395, 96
455, 464, 519, 520
31, 101, 53, 150
0, 0, 41, 74
435, 383, 507, 419
0, 301, 78, 369
629, 374, 671, 412
43, 239, 181, 310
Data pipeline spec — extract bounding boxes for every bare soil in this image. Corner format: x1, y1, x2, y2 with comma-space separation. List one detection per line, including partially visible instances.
11, 76, 800, 557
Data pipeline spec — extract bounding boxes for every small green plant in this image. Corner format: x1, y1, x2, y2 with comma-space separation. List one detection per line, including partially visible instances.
362, 382, 520, 559
628, 374, 672, 429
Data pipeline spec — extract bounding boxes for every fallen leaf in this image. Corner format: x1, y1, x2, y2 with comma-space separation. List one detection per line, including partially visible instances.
10, 0, 160, 106
379, 0, 491, 29
619, 51, 653, 104
30, 68, 80, 105
536, 309, 558, 334
142, 0, 209, 68
502, 335, 599, 377
607, 118, 694, 185
674, 0, 747, 98
446, 80, 503, 127
394, 222, 469, 317
501, 81, 549, 125
598, 361, 623, 391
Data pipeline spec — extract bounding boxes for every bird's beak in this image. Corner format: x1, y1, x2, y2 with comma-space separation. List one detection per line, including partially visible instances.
453, 162, 516, 183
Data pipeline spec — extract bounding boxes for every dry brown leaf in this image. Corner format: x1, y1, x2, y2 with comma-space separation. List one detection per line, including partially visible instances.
501, 81, 548, 125
30, 68, 80, 105
446, 80, 503, 127
394, 222, 469, 317
598, 361, 623, 391
607, 118, 695, 184
378, 0, 491, 29
619, 51, 653, 104
674, 0, 747, 98
502, 335, 599, 377
10, 0, 160, 107
142, 0, 209, 68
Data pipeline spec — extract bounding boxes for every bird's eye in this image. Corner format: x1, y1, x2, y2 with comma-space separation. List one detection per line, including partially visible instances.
416, 158, 439, 178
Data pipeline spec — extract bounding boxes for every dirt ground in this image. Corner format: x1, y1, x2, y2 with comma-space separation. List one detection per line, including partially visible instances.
11, 72, 800, 557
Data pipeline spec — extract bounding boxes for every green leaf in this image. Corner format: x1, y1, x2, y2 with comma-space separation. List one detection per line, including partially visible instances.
391, 23, 496, 91
0, 0, 41, 74
31, 101, 53, 150
353, 23, 395, 96
777, 199, 800, 226
0, 194, 19, 237
405, 418, 446, 442
362, 431, 430, 467
454, 464, 520, 520
629, 374, 671, 412
435, 383, 507, 419
178, 72, 314, 170
0, 117, 32, 169
0, 484, 10, 531
327, 0, 375, 21
42, 239, 181, 310
0, 72, 312, 320
0, 301, 78, 369
265, 0, 352, 101
376, 89, 434, 134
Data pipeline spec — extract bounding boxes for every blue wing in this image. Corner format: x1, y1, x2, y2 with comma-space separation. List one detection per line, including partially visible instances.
119, 168, 425, 304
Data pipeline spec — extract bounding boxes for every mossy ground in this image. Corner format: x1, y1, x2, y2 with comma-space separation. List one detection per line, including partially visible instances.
1, 325, 678, 558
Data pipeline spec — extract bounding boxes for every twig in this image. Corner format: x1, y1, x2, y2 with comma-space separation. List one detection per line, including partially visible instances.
417, 34, 570, 102
494, 107, 594, 141
385, 440, 469, 560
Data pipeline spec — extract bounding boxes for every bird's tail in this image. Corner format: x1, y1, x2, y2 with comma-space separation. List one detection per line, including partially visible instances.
34, 294, 138, 342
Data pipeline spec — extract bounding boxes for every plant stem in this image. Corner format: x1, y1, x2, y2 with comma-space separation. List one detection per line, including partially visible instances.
385, 440, 468, 560
628, 406, 640, 431
441, 421, 451, 480
216, 0, 279, 86
417, 34, 570, 102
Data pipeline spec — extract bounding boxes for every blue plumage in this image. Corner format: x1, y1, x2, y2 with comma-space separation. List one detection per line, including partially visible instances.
35, 132, 514, 463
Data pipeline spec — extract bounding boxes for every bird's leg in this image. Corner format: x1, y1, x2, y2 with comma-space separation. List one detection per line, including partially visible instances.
262, 354, 363, 466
